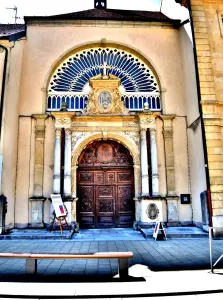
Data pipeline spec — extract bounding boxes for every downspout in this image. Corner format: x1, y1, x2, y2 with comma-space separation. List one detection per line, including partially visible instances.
0, 44, 8, 141
187, 0, 213, 227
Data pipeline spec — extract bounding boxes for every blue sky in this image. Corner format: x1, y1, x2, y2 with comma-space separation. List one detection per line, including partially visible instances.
0, 0, 188, 24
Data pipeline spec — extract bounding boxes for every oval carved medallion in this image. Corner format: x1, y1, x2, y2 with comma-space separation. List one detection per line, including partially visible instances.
97, 143, 113, 163
146, 203, 159, 220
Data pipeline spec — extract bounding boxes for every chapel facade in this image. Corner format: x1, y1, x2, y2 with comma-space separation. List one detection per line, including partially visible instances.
0, 3, 209, 232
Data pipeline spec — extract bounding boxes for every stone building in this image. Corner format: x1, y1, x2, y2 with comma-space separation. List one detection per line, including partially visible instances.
176, 0, 223, 234
0, 2, 209, 232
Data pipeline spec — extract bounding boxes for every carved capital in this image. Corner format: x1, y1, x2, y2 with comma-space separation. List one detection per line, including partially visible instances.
55, 128, 62, 138
140, 128, 147, 138
35, 125, 45, 139
35, 130, 45, 139
163, 129, 173, 138
56, 118, 71, 125
150, 128, 156, 136
65, 129, 72, 137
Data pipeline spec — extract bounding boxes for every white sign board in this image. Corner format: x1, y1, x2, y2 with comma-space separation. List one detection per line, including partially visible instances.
50, 194, 67, 218
153, 221, 167, 240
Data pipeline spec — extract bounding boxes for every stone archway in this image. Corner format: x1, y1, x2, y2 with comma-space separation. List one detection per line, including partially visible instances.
77, 140, 135, 228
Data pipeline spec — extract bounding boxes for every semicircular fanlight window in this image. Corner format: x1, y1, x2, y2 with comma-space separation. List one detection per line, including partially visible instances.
47, 47, 161, 112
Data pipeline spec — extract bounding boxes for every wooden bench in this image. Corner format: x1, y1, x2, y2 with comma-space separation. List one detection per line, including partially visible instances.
0, 252, 133, 278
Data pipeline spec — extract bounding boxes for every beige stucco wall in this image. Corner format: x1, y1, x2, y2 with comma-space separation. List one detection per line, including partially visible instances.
179, 25, 207, 224
1, 41, 25, 228
173, 117, 192, 222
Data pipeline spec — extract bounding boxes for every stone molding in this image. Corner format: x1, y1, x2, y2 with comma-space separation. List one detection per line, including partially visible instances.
27, 20, 176, 29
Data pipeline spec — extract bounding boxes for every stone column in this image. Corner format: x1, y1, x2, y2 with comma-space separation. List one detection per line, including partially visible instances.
161, 116, 179, 226
162, 119, 176, 196
150, 128, 159, 196
29, 115, 47, 228
140, 128, 149, 196
64, 129, 71, 196
53, 128, 61, 193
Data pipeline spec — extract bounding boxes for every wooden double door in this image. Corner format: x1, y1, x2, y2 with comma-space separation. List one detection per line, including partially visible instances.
77, 141, 135, 228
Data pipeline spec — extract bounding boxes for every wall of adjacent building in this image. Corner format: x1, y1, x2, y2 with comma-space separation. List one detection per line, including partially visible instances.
189, 0, 223, 233
179, 25, 207, 225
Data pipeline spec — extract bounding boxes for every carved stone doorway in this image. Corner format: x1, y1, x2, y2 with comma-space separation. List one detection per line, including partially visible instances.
77, 140, 135, 228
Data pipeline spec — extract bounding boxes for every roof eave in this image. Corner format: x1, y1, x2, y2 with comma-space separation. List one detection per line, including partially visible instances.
24, 16, 181, 26
0, 30, 26, 41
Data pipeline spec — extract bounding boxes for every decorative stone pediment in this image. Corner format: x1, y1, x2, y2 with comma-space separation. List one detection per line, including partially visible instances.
84, 74, 129, 115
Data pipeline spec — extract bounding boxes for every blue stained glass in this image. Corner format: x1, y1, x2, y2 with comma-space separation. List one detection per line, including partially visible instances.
157, 97, 161, 109
130, 97, 134, 109
71, 96, 75, 109
57, 96, 60, 109
139, 97, 143, 109
75, 97, 79, 109
125, 97, 129, 109
80, 97, 84, 109
134, 97, 138, 109
48, 48, 161, 112
52, 96, 56, 109
152, 96, 156, 109
66, 96, 70, 109
47, 96, 51, 109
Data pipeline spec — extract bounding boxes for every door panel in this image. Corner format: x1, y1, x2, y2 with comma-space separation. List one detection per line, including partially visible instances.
96, 185, 115, 227
117, 185, 134, 227
77, 141, 135, 228
78, 185, 95, 228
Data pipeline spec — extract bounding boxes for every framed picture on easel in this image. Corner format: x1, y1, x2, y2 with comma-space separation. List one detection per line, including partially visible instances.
50, 194, 70, 234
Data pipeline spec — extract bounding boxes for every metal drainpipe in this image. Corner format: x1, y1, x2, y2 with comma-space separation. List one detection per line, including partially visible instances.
0, 44, 8, 141
187, 0, 213, 227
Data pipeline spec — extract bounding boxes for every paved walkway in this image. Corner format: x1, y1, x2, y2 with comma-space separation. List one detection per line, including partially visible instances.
0, 229, 222, 299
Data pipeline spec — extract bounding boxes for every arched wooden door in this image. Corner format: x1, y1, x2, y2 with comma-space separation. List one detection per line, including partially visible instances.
77, 140, 135, 228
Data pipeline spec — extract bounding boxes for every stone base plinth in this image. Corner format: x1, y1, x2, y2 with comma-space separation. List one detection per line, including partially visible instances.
166, 196, 179, 226
29, 197, 46, 228
140, 197, 167, 226
213, 216, 223, 237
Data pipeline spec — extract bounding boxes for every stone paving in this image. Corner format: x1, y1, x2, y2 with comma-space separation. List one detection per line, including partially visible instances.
0, 229, 222, 299
0, 226, 208, 240
0, 235, 222, 280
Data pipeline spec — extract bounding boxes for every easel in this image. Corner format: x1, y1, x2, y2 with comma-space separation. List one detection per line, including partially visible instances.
50, 194, 71, 235
50, 212, 71, 235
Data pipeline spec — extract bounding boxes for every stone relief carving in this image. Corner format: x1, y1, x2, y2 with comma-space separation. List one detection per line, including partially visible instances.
35, 129, 45, 139
56, 118, 71, 125
163, 129, 173, 138
71, 132, 95, 155
114, 131, 140, 149
85, 88, 128, 115
140, 118, 155, 125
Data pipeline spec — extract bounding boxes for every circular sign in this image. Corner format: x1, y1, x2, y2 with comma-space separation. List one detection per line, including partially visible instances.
98, 91, 112, 110
146, 203, 159, 220
97, 143, 113, 162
